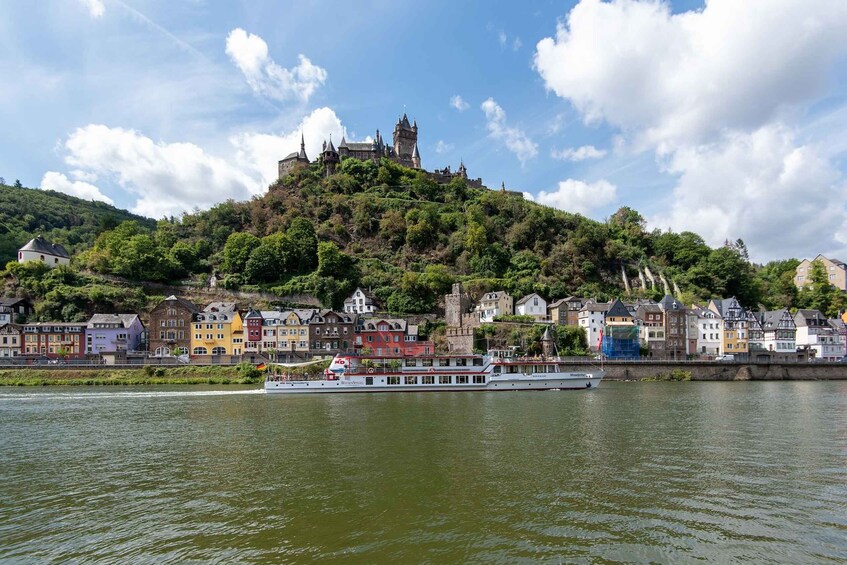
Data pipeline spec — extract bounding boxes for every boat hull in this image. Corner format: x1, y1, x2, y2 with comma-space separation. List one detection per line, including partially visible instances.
264, 373, 604, 394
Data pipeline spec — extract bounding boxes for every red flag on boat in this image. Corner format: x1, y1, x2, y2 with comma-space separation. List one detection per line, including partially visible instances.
256, 363, 267, 371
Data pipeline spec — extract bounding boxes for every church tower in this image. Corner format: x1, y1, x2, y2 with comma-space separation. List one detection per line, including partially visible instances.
393, 114, 418, 169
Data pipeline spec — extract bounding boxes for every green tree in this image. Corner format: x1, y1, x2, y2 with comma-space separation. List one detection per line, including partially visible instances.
244, 232, 294, 284
286, 217, 318, 273
222, 232, 260, 273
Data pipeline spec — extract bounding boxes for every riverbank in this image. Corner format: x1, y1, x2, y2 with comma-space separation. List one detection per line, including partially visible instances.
0, 365, 262, 386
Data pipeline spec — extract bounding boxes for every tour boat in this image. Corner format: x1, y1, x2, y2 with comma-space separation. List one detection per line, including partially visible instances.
264, 349, 604, 394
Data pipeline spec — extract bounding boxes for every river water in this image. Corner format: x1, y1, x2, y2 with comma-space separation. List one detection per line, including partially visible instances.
1, 382, 846, 563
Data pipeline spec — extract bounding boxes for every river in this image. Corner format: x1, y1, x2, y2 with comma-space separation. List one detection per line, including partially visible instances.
1, 382, 846, 563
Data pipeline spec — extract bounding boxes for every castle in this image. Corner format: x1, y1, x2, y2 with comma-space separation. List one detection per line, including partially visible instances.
278, 112, 483, 188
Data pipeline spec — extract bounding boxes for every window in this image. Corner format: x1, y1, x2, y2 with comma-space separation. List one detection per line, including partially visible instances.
193, 347, 208, 355
421, 359, 433, 367
455, 358, 467, 366
439, 358, 449, 366
473, 375, 485, 384
387, 376, 400, 385
422, 376, 434, 385
404, 376, 418, 385
405, 358, 417, 367
211, 346, 226, 355
439, 375, 452, 384
456, 375, 469, 384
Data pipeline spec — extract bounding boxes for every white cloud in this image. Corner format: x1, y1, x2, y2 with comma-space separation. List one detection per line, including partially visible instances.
551, 145, 606, 161
225, 28, 327, 103
498, 31, 507, 47
450, 95, 469, 112
522, 191, 535, 202
512, 37, 522, 51
536, 179, 617, 216
650, 125, 847, 262
481, 97, 538, 165
534, 0, 847, 259
79, 0, 104, 18
40, 171, 113, 205
534, 0, 847, 149
434, 140, 453, 154
47, 108, 345, 218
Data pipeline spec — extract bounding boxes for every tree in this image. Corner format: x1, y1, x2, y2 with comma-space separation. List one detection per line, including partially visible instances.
13, 179, 22, 188
317, 241, 354, 278
244, 232, 294, 283
465, 222, 487, 257
286, 218, 318, 273
222, 232, 260, 274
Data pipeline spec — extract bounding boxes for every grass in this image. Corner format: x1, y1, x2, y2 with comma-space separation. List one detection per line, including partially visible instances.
641, 369, 693, 382
0, 365, 261, 387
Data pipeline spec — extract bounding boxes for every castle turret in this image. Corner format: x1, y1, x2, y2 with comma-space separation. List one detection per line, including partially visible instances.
298, 132, 308, 160
322, 135, 339, 177
393, 113, 418, 168
412, 143, 421, 169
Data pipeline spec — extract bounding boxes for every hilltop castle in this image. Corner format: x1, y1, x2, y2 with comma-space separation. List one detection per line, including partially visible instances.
278, 112, 483, 188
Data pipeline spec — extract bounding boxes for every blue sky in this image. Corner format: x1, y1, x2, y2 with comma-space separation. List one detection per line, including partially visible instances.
2, 0, 847, 262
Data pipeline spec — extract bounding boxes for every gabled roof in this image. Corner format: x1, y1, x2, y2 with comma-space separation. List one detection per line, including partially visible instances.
581, 302, 611, 313
0, 297, 29, 308
658, 294, 683, 311
759, 309, 793, 329
548, 298, 568, 309
606, 299, 631, 318
243, 308, 263, 320
157, 295, 199, 313
87, 314, 139, 329
516, 293, 544, 306
20, 235, 69, 258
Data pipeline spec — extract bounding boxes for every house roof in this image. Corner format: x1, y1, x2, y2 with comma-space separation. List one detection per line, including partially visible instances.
87, 314, 139, 329
160, 295, 199, 313
548, 298, 567, 309
243, 309, 263, 320
0, 297, 29, 308
580, 302, 611, 313
606, 299, 631, 318
20, 235, 69, 258
516, 293, 544, 306
658, 294, 683, 311
759, 309, 791, 328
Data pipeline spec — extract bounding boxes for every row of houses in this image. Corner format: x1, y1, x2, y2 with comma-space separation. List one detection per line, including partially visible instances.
0, 314, 144, 359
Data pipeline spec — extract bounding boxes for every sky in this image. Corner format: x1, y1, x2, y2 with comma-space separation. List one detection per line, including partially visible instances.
2, 0, 847, 263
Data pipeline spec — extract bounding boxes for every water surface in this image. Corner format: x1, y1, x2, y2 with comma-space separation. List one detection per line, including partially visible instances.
2, 382, 846, 562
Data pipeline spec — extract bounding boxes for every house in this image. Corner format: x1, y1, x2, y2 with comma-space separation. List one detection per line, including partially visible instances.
515, 293, 547, 321
747, 311, 765, 352
658, 295, 686, 360
794, 255, 847, 291
758, 309, 796, 353
191, 303, 244, 356
343, 288, 377, 316
475, 291, 513, 322
794, 309, 843, 360
548, 297, 585, 326
602, 299, 639, 359
683, 308, 700, 356
85, 314, 144, 354
828, 318, 847, 359
148, 295, 198, 357
0, 298, 33, 325
692, 305, 721, 355
635, 303, 665, 357
255, 309, 315, 360
18, 235, 70, 267
21, 322, 87, 358
708, 298, 748, 356
578, 301, 609, 351
356, 318, 408, 356
0, 324, 21, 357
308, 310, 356, 355
243, 309, 263, 352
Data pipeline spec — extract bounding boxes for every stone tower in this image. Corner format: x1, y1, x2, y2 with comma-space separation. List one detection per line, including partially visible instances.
412, 143, 421, 169
322, 136, 339, 177
393, 114, 418, 169
445, 283, 471, 328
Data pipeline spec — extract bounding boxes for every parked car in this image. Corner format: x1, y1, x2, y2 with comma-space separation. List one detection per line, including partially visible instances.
714, 354, 735, 362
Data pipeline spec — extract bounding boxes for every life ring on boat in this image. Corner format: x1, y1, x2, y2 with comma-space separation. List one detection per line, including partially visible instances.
428, 367, 435, 373
367, 368, 374, 374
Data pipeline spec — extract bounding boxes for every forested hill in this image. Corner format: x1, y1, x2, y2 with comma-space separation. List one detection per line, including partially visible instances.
0, 181, 155, 264
71, 157, 807, 315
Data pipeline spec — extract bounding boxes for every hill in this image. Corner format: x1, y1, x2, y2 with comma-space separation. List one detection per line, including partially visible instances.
72, 157, 801, 314
0, 181, 155, 265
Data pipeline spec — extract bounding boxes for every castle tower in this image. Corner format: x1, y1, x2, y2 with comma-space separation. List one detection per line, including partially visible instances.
445, 283, 471, 328
412, 143, 421, 169
458, 160, 468, 179
322, 136, 339, 177
541, 326, 555, 358
393, 113, 418, 169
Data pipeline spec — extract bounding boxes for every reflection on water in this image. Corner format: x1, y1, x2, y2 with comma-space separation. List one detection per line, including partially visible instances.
1, 382, 846, 562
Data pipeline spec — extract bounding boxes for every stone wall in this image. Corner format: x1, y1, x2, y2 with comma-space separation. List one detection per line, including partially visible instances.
558, 361, 847, 381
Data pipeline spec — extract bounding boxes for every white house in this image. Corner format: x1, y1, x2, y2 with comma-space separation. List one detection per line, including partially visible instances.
18, 235, 70, 267
693, 306, 721, 355
475, 291, 513, 322
515, 293, 547, 321
794, 309, 843, 360
343, 288, 376, 316
758, 309, 796, 353
578, 301, 610, 351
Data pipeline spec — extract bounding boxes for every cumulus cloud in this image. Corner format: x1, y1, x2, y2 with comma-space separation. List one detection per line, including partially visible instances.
225, 28, 327, 103
79, 0, 104, 18
47, 108, 345, 218
450, 95, 469, 112
651, 125, 847, 261
534, 0, 847, 259
535, 0, 847, 149
536, 179, 617, 216
40, 171, 113, 204
434, 140, 453, 154
481, 98, 538, 165
551, 145, 606, 161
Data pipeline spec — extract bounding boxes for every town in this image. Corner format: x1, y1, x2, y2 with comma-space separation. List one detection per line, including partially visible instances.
3, 234, 845, 366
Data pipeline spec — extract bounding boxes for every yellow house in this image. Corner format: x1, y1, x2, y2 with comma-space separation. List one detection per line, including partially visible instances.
708, 298, 748, 355
192, 302, 243, 356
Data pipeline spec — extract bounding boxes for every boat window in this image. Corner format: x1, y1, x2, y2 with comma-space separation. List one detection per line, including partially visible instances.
439, 358, 449, 366
493, 366, 501, 374
456, 375, 469, 384
472, 358, 483, 366
422, 376, 434, 385
439, 375, 451, 384
421, 359, 433, 367
387, 376, 400, 385
404, 376, 418, 385
404, 358, 416, 367
455, 358, 467, 366
365, 377, 373, 385
473, 375, 485, 384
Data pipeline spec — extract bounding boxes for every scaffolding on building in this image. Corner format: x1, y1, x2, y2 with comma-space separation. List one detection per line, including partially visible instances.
601, 324, 640, 359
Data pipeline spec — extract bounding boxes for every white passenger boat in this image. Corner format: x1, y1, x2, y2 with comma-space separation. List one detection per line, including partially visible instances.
264, 349, 604, 394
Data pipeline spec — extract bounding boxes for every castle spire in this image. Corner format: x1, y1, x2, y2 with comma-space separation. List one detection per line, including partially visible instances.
298, 132, 308, 160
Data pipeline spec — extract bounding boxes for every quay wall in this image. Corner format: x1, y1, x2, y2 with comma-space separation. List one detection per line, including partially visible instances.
582, 361, 847, 381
